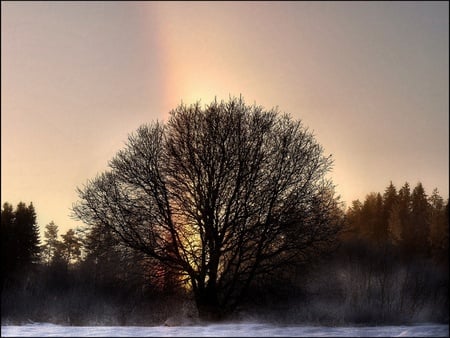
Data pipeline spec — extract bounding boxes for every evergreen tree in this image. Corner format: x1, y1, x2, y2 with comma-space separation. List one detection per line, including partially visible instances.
428, 189, 448, 264
0, 202, 41, 288
397, 182, 412, 254
410, 183, 430, 257
360, 192, 384, 244
382, 181, 398, 243
1, 203, 16, 288
14, 202, 41, 265
60, 228, 82, 264
41, 221, 60, 265
345, 199, 363, 239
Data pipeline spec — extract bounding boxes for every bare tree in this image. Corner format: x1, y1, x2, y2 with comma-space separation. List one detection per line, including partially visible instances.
72, 97, 343, 321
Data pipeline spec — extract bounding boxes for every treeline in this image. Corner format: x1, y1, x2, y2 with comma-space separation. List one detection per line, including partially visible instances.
1, 202, 186, 325
293, 181, 449, 324
1, 181, 448, 325
344, 182, 448, 263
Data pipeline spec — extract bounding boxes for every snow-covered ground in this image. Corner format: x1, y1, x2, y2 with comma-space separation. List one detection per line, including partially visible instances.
1, 323, 448, 337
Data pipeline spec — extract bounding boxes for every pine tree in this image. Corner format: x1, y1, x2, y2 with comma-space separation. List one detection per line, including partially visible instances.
397, 183, 412, 254
382, 181, 398, 243
1, 203, 16, 288
14, 202, 41, 265
41, 221, 60, 265
345, 199, 363, 239
1, 202, 41, 288
428, 189, 448, 263
359, 193, 384, 245
60, 229, 82, 264
410, 183, 430, 257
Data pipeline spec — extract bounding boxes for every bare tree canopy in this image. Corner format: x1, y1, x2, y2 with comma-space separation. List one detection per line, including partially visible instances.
72, 97, 343, 321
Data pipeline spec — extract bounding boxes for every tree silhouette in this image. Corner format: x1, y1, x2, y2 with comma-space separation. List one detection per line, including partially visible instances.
14, 202, 40, 265
358, 192, 383, 243
382, 181, 398, 243
1, 202, 40, 289
60, 228, 82, 264
1, 203, 15, 290
410, 183, 430, 257
41, 221, 59, 265
73, 97, 343, 320
397, 182, 412, 255
429, 189, 449, 264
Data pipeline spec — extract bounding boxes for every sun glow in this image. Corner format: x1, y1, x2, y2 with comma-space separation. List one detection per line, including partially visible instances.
149, 3, 250, 122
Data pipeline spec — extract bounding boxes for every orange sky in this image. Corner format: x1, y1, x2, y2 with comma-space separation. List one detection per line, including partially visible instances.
2, 1, 449, 237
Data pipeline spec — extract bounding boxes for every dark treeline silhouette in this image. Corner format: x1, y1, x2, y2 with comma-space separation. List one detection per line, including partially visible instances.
1, 180, 447, 325
1, 205, 186, 325
309, 181, 449, 324
344, 182, 448, 263
1, 190, 448, 326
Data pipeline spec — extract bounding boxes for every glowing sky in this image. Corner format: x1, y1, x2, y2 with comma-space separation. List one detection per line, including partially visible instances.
2, 1, 449, 236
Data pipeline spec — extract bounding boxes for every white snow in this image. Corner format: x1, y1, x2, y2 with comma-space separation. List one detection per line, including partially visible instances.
1, 323, 448, 337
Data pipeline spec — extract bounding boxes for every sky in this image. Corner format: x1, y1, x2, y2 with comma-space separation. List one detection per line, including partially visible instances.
1, 1, 449, 237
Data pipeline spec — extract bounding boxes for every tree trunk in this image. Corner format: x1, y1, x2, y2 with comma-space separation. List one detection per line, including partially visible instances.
194, 284, 223, 322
